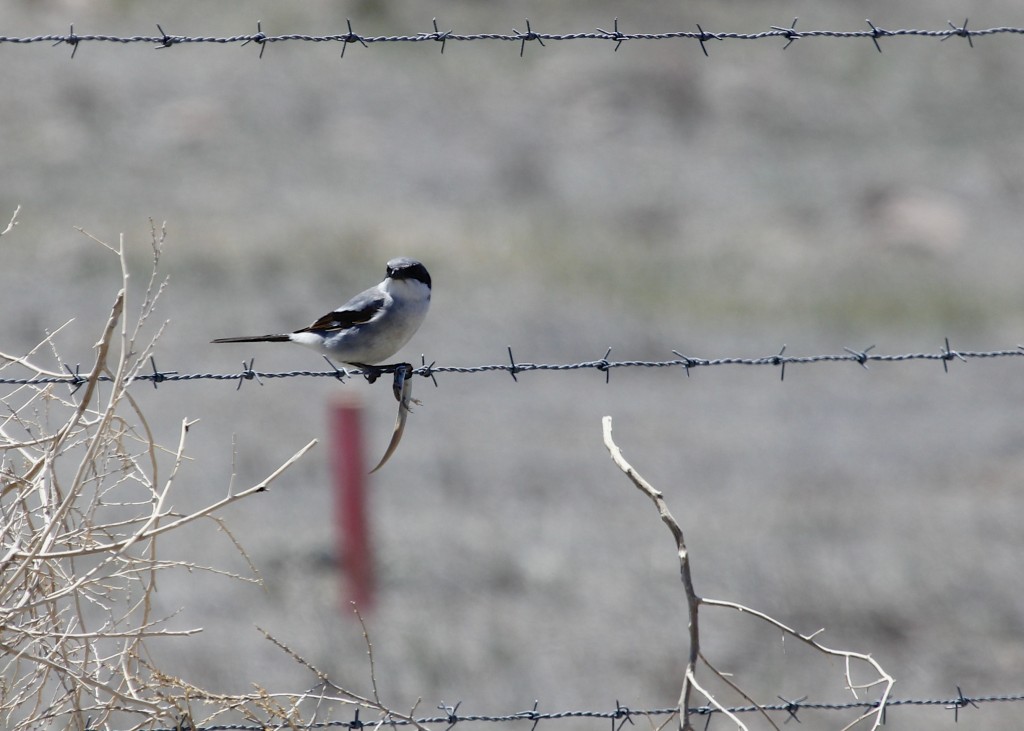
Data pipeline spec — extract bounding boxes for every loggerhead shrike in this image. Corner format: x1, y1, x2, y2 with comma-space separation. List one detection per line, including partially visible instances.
212, 257, 431, 368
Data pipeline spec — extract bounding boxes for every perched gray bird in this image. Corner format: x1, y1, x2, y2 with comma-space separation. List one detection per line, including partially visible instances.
212, 257, 431, 368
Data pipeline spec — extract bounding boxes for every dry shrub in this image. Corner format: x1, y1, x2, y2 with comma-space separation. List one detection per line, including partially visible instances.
0, 222, 318, 731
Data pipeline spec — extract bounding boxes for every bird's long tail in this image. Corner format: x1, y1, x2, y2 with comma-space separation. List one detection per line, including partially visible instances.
211, 334, 291, 343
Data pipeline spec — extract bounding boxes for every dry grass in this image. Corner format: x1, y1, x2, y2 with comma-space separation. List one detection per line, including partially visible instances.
0, 222, 324, 730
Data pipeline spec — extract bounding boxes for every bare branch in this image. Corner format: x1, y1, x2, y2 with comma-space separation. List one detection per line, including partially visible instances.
354, 603, 383, 705
603, 415, 894, 731
0, 204, 19, 237
258, 627, 432, 731
700, 598, 894, 730
8, 438, 317, 560
603, 416, 699, 730
0, 224, 320, 731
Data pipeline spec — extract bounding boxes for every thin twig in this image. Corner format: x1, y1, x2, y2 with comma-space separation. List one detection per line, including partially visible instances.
0, 204, 19, 237
8, 438, 317, 560
354, 603, 382, 705
602, 416, 699, 730
700, 598, 894, 730
258, 628, 432, 731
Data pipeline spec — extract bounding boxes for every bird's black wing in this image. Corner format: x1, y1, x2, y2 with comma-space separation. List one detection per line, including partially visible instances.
296, 289, 386, 334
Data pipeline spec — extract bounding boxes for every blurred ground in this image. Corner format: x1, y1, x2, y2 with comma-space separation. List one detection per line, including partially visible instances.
3, 1, 1024, 729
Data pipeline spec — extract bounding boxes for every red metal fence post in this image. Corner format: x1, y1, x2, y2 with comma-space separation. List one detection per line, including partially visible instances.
329, 396, 374, 611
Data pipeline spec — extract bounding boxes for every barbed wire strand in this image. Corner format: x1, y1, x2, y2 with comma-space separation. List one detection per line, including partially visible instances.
0, 18, 1014, 57
130, 691, 1024, 731
1, 341, 1022, 391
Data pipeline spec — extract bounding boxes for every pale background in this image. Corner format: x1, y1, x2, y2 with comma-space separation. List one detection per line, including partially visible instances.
3, 1, 1024, 728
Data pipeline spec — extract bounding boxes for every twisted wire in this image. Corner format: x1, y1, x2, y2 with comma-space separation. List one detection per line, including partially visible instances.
1, 342, 1021, 390
0, 18, 1009, 58
140, 692, 1024, 731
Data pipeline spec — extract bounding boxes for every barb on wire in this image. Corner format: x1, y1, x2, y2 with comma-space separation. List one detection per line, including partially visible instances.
843, 344, 875, 369
154, 23, 176, 49
419, 354, 439, 388
146, 355, 176, 388
438, 701, 462, 731
340, 18, 368, 58
321, 354, 348, 383
611, 700, 634, 731
62, 363, 85, 394
239, 20, 268, 58
595, 18, 626, 52
418, 18, 451, 54
947, 686, 980, 722
0, 18, 1020, 55
596, 347, 613, 384
235, 357, 262, 390
55, 23, 80, 57
777, 694, 807, 723
4, 342, 1024, 390
506, 346, 520, 382
513, 19, 544, 57
346, 709, 364, 730
940, 336, 967, 372
771, 17, 801, 50
671, 349, 695, 378
772, 344, 788, 381
694, 24, 721, 56
526, 700, 541, 731
943, 18, 975, 47
865, 20, 887, 53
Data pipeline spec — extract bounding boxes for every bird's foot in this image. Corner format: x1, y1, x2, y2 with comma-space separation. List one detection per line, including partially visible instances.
351, 362, 387, 384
